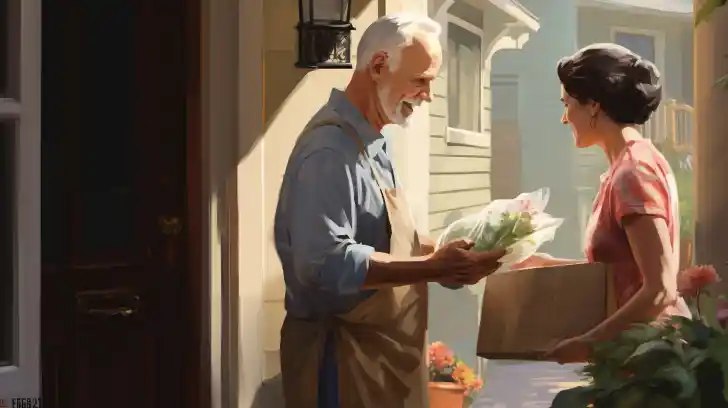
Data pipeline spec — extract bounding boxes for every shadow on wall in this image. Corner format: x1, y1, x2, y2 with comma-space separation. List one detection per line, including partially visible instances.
230, 0, 379, 403
238, 0, 375, 160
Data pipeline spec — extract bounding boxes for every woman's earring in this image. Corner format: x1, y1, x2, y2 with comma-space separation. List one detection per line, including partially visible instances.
589, 115, 597, 129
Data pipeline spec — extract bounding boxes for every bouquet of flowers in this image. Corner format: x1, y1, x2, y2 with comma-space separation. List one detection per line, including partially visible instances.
551, 264, 728, 408
436, 188, 564, 272
428, 341, 484, 401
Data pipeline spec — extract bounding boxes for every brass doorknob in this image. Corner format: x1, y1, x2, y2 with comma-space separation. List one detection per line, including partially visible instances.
158, 215, 183, 236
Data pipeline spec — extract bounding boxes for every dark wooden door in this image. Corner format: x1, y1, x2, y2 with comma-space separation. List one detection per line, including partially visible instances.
40, 0, 193, 407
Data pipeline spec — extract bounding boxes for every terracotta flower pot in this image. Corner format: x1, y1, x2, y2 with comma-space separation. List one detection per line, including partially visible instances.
428, 382, 466, 408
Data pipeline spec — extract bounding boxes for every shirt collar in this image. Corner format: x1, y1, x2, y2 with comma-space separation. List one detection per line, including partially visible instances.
327, 89, 384, 150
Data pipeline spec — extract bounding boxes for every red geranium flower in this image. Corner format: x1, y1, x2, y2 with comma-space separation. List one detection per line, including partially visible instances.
677, 264, 719, 297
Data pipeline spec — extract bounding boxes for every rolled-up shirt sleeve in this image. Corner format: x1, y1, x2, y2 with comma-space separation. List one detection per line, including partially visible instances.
288, 148, 374, 295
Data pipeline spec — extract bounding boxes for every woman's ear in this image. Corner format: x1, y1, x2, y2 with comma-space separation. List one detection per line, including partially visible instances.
589, 100, 601, 117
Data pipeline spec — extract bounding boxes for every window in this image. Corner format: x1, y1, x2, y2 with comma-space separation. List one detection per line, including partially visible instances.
1, 123, 14, 367
0, 0, 41, 397
447, 20, 482, 133
611, 27, 664, 70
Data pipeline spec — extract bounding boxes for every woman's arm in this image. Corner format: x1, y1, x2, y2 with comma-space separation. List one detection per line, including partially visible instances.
583, 214, 678, 341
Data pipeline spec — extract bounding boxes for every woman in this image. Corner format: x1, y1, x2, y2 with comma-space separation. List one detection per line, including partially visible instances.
519, 43, 691, 364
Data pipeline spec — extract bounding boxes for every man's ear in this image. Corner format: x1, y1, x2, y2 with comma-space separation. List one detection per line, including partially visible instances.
368, 51, 388, 83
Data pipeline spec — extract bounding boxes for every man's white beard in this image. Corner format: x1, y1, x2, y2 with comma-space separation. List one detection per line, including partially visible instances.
377, 85, 419, 128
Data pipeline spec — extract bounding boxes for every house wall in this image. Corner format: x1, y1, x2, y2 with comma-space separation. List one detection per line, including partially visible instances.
577, 8, 694, 103
234, 0, 433, 405
428, 3, 511, 240
258, 0, 378, 382
490, 0, 583, 258
427, 0, 530, 381
574, 8, 694, 234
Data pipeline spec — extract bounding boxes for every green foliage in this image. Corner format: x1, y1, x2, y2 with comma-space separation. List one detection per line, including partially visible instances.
695, 0, 728, 89
551, 292, 728, 408
695, 0, 727, 26
655, 142, 694, 239
440, 211, 536, 252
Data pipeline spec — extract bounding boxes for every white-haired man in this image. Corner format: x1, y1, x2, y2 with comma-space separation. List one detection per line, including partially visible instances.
274, 13, 504, 408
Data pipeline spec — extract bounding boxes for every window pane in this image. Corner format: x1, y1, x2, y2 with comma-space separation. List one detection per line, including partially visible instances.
0, 121, 16, 367
0, 0, 20, 98
614, 32, 656, 64
447, 23, 481, 132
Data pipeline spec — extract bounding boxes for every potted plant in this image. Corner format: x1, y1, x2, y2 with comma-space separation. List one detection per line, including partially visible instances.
427, 341, 483, 408
551, 264, 728, 408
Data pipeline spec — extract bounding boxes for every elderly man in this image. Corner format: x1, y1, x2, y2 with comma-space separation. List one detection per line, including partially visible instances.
274, 13, 504, 408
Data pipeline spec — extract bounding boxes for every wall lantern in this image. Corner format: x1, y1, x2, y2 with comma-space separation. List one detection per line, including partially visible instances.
296, 0, 355, 69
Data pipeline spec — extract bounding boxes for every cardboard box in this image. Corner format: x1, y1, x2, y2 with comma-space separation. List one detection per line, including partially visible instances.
476, 262, 617, 361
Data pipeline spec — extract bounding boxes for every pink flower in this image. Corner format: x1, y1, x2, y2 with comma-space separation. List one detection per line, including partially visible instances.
717, 299, 728, 328
677, 264, 720, 298
428, 342, 454, 370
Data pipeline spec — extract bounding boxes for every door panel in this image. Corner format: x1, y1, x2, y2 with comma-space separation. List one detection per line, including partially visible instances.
41, 0, 189, 407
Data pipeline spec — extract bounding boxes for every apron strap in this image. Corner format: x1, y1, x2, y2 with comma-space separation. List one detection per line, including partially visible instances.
305, 117, 392, 194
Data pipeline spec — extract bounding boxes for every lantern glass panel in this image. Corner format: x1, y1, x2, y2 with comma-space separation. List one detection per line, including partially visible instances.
301, 0, 348, 23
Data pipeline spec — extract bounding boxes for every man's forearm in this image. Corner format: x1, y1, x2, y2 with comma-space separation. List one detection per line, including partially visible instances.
361, 252, 443, 289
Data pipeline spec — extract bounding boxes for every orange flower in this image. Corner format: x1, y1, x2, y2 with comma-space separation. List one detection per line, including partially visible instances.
677, 264, 719, 297
452, 361, 483, 395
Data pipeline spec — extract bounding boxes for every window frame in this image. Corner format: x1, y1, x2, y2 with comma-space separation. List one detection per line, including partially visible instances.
609, 26, 666, 73
445, 13, 490, 148
0, 0, 42, 398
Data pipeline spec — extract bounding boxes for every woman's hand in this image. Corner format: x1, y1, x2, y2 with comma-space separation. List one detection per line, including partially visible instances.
544, 335, 593, 364
511, 253, 587, 270
510, 253, 552, 270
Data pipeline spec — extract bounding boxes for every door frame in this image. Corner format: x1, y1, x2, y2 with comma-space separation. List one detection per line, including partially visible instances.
0, 0, 42, 398
185, 0, 208, 405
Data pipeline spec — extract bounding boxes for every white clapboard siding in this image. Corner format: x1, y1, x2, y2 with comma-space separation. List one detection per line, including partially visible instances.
428, 71, 493, 235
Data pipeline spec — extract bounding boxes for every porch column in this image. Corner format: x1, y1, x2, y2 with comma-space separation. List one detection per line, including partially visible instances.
693, 1, 728, 287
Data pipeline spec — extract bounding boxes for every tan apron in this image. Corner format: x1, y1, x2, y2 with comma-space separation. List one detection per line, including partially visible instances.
280, 113, 429, 408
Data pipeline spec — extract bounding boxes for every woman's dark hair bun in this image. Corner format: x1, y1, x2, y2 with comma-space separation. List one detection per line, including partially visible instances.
557, 43, 662, 125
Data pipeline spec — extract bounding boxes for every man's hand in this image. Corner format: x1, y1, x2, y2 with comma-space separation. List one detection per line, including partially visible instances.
430, 239, 506, 285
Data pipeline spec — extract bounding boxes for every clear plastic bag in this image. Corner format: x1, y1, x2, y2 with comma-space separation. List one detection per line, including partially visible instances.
435, 188, 564, 274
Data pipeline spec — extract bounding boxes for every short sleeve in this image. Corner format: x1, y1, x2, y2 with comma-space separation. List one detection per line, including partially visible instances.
611, 160, 669, 225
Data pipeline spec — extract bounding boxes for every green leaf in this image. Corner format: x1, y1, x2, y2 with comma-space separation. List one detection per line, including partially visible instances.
550, 386, 598, 408
695, 0, 728, 26
700, 294, 724, 332
625, 340, 675, 364
707, 336, 728, 402
611, 386, 647, 408
685, 348, 709, 369
644, 393, 685, 408
620, 323, 664, 343
651, 364, 698, 399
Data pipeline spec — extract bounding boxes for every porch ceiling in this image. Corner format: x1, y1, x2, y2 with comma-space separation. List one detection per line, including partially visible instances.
579, 0, 692, 16
487, 0, 540, 31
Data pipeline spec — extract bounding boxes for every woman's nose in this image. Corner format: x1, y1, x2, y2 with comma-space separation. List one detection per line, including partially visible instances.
561, 111, 568, 124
